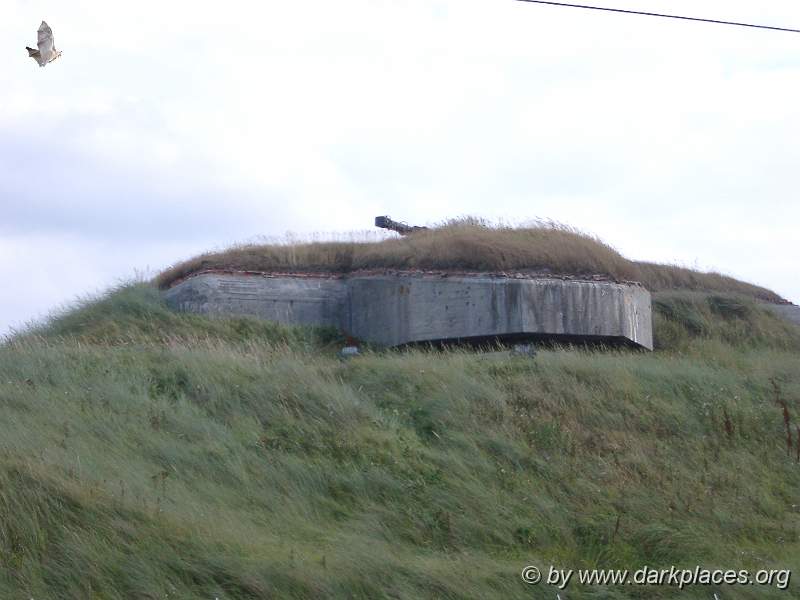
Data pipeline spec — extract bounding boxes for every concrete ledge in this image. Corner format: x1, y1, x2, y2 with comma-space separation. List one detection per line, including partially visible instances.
163, 272, 653, 350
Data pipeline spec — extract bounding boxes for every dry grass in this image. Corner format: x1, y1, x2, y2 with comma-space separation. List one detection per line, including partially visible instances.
155, 219, 785, 303
634, 262, 781, 302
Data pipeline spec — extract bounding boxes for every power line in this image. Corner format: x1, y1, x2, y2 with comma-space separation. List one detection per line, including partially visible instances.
514, 0, 800, 34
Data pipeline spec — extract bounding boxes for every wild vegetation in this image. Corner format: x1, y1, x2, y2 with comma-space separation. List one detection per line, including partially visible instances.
156, 220, 784, 303
2, 283, 799, 599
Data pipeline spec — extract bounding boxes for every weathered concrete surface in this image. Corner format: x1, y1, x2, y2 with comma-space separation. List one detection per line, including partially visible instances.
347, 276, 652, 349
164, 275, 348, 328
164, 273, 653, 350
765, 304, 800, 326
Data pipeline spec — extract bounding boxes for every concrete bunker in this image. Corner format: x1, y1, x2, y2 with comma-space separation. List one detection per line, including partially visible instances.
164, 271, 654, 350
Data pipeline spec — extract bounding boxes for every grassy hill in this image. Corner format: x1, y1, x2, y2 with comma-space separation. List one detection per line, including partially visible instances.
2, 281, 799, 599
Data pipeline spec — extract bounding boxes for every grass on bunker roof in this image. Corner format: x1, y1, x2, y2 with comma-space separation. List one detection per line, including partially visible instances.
155, 219, 784, 303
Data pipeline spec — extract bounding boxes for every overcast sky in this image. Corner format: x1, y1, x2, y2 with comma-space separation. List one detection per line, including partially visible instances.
2, 0, 799, 336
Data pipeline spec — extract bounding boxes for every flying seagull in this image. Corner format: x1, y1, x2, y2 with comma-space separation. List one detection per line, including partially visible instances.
26, 21, 62, 67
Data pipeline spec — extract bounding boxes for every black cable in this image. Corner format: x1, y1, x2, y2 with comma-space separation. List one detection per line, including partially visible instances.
514, 0, 800, 34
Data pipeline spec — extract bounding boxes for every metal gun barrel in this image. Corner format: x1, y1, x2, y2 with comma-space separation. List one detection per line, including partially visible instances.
374, 216, 426, 236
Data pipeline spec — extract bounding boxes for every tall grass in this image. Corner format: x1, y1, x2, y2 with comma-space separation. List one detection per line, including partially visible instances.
636, 262, 781, 302
1, 284, 799, 598
155, 220, 639, 287
11, 282, 344, 349
652, 291, 800, 352
154, 220, 785, 303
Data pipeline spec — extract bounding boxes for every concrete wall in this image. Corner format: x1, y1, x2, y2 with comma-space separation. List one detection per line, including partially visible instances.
163, 274, 348, 328
164, 272, 653, 350
346, 276, 652, 349
765, 304, 800, 327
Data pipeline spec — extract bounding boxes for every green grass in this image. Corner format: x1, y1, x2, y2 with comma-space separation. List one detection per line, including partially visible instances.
2, 284, 800, 598
652, 291, 800, 352
154, 220, 785, 303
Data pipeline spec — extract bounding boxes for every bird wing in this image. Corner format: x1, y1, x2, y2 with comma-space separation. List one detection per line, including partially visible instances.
37, 21, 54, 56
26, 46, 45, 66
